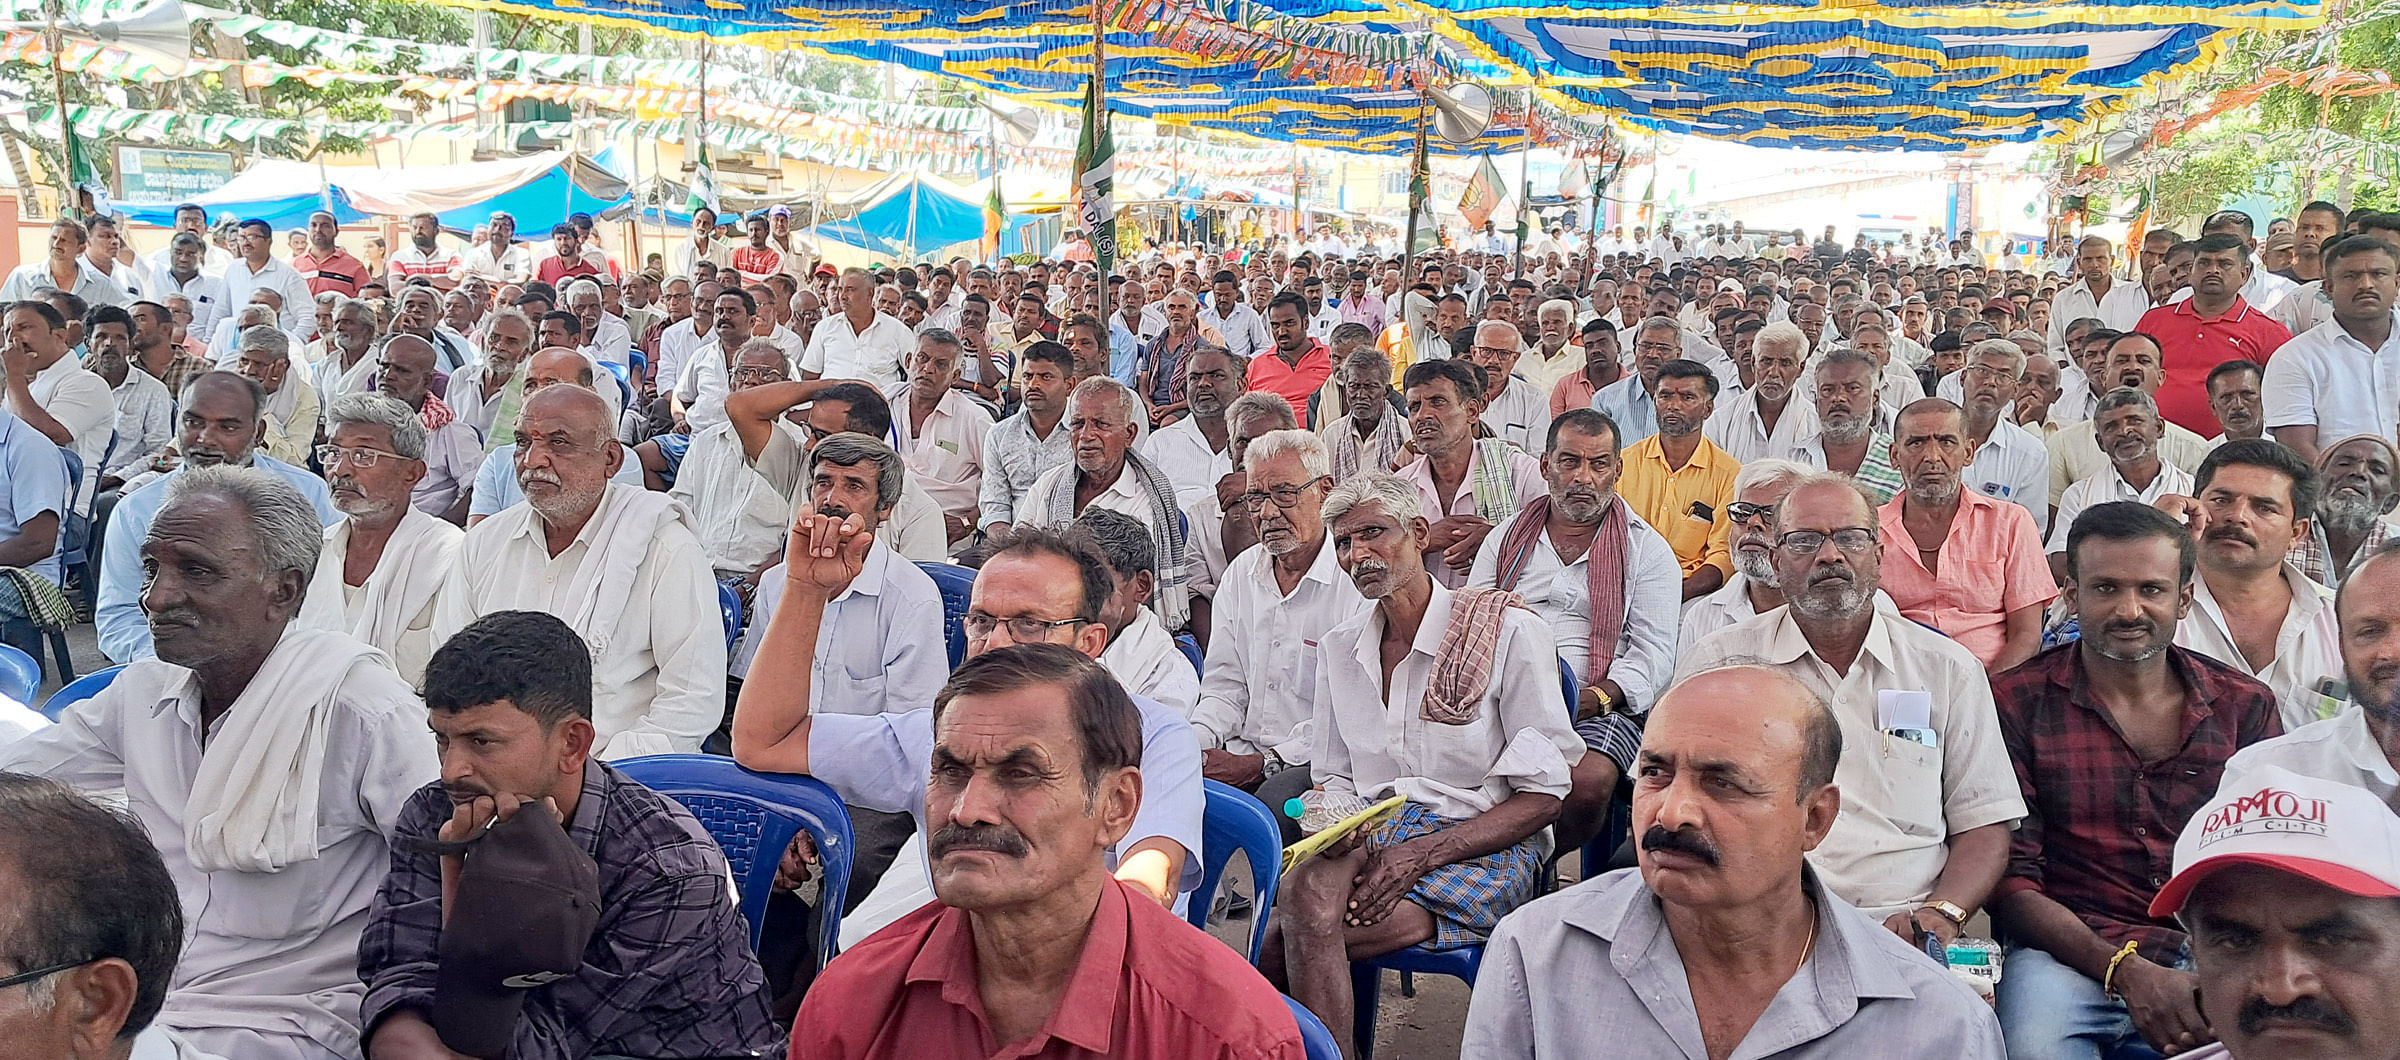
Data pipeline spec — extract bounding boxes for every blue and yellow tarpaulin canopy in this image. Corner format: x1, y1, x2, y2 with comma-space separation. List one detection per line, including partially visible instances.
426, 0, 2324, 151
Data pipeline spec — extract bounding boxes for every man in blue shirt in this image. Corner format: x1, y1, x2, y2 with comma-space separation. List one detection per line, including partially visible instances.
96, 371, 336, 662
0, 404, 68, 624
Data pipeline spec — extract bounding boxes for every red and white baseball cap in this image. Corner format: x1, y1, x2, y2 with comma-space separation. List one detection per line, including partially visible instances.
2150, 766, 2400, 917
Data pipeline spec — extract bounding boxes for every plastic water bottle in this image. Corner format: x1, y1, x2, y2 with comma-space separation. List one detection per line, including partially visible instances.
1946, 937, 2004, 999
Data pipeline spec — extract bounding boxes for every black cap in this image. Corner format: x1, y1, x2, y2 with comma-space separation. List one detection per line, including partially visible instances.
429, 805, 601, 1058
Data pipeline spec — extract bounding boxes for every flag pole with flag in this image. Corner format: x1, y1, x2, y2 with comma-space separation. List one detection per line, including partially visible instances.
1460, 152, 1504, 232
1074, 71, 1117, 299
982, 173, 1006, 260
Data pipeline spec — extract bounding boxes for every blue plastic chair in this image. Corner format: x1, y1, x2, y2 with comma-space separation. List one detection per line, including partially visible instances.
716, 581, 742, 652
1186, 779, 1282, 965
1175, 632, 1203, 679
1286, 995, 1340, 1060
0, 643, 35, 707
1558, 658, 1576, 716
613, 755, 856, 968
1352, 945, 1483, 1059
39, 664, 124, 723
918, 561, 976, 668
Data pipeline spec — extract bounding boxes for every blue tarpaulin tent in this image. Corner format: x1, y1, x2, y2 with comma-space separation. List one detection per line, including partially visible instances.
119, 151, 629, 232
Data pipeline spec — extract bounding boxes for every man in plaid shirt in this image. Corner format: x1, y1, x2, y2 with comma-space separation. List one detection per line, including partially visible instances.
360, 611, 780, 1058
1989, 501, 2282, 1059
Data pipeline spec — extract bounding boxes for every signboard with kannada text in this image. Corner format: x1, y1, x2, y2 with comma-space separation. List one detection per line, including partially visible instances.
114, 147, 235, 202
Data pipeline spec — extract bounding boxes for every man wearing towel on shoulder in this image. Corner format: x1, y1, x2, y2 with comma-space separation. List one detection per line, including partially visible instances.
436, 384, 726, 759
0, 465, 438, 1059
296, 394, 463, 688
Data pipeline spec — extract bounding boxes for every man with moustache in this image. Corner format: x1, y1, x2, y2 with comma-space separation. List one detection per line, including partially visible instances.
666, 339, 810, 584
296, 395, 463, 688
1395, 358, 1547, 589
375, 334, 481, 522
979, 341, 1076, 538
2142, 767, 2400, 1060
2050, 335, 2215, 508
2221, 532, 2400, 807
1017, 378, 1193, 633
1472, 409, 1681, 851
1617, 360, 1737, 602
1320, 346, 1406, 483
1140, 345, 1243, 507
2291, 435, 2400, 588
1190, 428, 1371, 840
2204, 360, 2267, 445
1591, 316, 1683, 442
1462, 666, 2006, 1058
1787, 348, 1905, 503
444, 308, 533, 439
673, 287, 769, 435
1957, 338, 2052, 533
1267, 472, 1583, 1057
1703, 320, 1806, 463
2050, 388, 2195, 583
1467, 321, 1548, 455
1880, 399, 2055, 673
2174, 440, 2343, 731
467, 349, 647, 522
1686, 472, 2025, 936
435, 385, 724, 760
360, 611, 778, 1059
2263, 234, 2400, 463
1990, 502, 2283, 1059
891, 329, 992, 546
95, 372, 339, 662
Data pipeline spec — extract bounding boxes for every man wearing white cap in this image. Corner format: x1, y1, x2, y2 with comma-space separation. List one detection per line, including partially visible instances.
2148, 766, 2400, 1060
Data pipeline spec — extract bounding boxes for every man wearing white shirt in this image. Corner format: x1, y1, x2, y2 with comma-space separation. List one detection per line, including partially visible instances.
143, 203, 233, 280
2175, 439, 2344, 731
434, 385, 725, 760
675, 206, 730, 278
151, 234, 230, 343
1019, 378, 1193, 633
674, 287, 764, 435
1957, 339, 2052, 534
669, 339, 810, 584
652, 279, 718, 409
564, 279, 631, 368
1467, 321, 1549, 455
1, 465, 438, 1060
0, 217, 126, 309
2263, 234, 2400, 464
1269, 471, 1584, 1055
1469, 408, 1681, 851
2048, 388, 2195, 581
456, 211, 530, 286
1198, 270, 1269, 360
218, 221, 313, 337
83, 214, 147, 303
2047, 236, 2151, 353
2223, 544, 2400, 804
799, 268, 912, 386
1703, 319, 1807, 463
1190, 429, 1370, 839
1077, 508, 1200, 715
1684, 471, 2025, 929
3, 299, 113, 512
1137, 346, 1241, 508
890, 330, 993, 546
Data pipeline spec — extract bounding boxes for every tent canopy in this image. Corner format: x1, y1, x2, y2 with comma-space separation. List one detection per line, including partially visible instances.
121, 151, 631, 231
430, 0, 2320, 151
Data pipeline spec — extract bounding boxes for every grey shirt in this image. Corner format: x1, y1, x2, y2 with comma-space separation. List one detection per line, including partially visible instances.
1461, 868, 2004, 1060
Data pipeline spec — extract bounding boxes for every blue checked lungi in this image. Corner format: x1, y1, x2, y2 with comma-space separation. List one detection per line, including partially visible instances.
1365, 802, 1544, 950
1574, 712, 1646, 775
653, 432, 693, 487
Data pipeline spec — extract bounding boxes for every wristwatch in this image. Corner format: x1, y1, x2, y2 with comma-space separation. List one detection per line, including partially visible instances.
1920, 899, 1969, 927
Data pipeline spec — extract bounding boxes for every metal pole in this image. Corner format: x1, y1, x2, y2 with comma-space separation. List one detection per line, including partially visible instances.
1401, 87, 1427, 291
1512, 91, 1531, 281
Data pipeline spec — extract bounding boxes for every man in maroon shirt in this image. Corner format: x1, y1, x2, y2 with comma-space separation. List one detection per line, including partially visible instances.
788, 596, 1302, 1058
2138, 233, 2292, 437
535, 223, 601, 287
1989, 500, 2282, 1059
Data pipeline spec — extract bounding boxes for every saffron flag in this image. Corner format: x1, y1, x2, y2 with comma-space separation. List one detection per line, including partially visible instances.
1459, 152, 1504, 230
983, 173, 1006, 259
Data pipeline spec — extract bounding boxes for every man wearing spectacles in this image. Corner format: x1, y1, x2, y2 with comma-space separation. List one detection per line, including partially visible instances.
0, 773, 220, 1058
733, 521, 1203, 937
374, 334, 481, 524
1468, 321, 1547, 456
1686, 470, 2025, 948
666, 339, 815, 584
1589, 316, 1682, 443
294, 394, 460, 688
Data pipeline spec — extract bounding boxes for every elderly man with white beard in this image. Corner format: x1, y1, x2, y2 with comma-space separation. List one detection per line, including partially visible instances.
297, 394, 462, 687
435, 385, 724, 759
1705, 321, 1809, 462
2291, 434, 2400, 588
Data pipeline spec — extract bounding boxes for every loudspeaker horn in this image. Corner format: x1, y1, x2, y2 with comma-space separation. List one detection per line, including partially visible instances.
975, 96, 1041, 146
0, 0, 192, 75
1428, 81, 1493, 144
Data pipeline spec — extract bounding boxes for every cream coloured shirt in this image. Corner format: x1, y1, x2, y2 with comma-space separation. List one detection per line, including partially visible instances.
2177, 563, 2343, 732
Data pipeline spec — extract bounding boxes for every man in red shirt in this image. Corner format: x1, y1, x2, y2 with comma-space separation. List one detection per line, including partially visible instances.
730, 212, 789, 284
535, 223, 601, 286
2136, 232, 2291, 436
293, 210, 368, 297
782, 520, 1303, 1058
1249, 291, 1332, 417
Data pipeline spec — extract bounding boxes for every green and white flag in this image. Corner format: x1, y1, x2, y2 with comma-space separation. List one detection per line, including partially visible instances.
1074, 74, 1116, 274
686, 141, 721, 217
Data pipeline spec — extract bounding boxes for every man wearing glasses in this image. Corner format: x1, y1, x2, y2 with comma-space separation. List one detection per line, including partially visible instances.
1190, 428, 1371, 842
296, 394, 462, 688
1589, 316, 1683, 443
373, 334, 481, 524
1685, 470, 2024, 945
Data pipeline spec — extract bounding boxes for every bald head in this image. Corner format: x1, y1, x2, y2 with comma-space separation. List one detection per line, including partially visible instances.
520, 382, 611, 436
525, 347, 597, 391
1633, 665, 1845, 911
1651, 667, 1842, 799
377, 334, 439, 407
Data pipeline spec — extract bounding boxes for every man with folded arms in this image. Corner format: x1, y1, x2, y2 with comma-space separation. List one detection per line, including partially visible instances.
435, 385, 724, 759
1, 466, 435, 1059
1462, 666, 2006, 1058
1267, 472, 1584, 1057
360, 611, 778, 1060
789, 643, 1302, 1059
298, 395, 462, 687
1990, 501, 2282, 1059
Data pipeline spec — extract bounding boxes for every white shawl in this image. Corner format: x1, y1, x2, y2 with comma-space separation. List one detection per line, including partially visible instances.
553, 484, 698, 659
299, 507, 462, 684
1099, 610, 1198, 716
185, 628, 391, 873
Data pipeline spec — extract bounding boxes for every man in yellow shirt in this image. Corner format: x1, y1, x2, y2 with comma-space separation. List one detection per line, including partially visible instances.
1618, 359, 1740, 599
